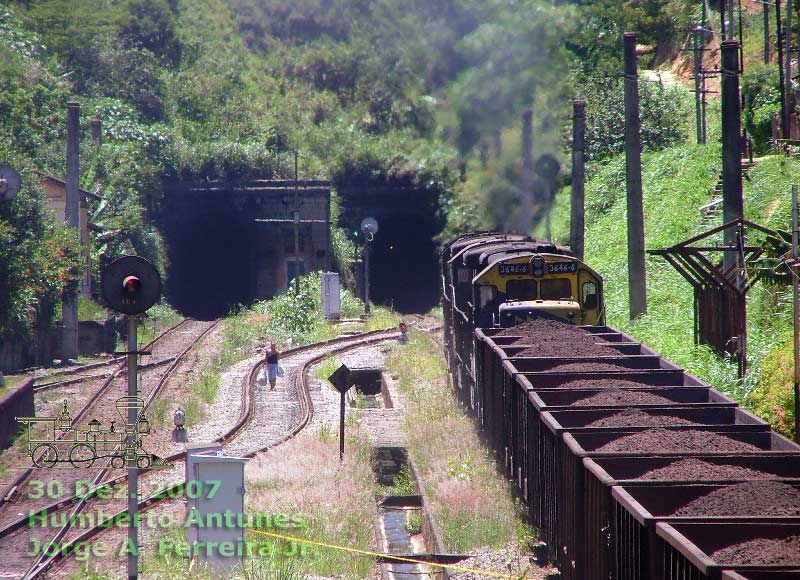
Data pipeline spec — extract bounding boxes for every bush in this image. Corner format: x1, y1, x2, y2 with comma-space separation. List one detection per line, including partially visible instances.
742, 64, 781, 153
577, 74, 690, 162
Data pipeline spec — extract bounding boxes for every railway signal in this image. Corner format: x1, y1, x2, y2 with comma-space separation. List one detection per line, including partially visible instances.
101, 256, 162, 580
328, 363, 355, 461
360, 217, 379, 316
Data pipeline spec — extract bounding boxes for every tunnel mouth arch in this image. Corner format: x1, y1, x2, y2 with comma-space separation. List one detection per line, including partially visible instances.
159, 197, 255, 320
367, 211, 442, 314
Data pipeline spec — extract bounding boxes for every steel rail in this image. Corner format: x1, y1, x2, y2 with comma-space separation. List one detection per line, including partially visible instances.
22, 328, 400, 579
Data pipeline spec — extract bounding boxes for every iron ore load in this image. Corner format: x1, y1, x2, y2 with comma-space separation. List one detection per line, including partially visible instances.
441, 231, 800, 580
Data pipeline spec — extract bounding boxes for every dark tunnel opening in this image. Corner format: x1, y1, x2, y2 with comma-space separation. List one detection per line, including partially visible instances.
368, 213, 440, 314
160, 201, 254, 320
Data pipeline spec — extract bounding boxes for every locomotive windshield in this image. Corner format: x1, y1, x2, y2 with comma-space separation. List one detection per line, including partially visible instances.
540, 278, 572, 300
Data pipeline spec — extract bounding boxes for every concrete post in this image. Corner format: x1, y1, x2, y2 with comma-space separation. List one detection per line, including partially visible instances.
91, 118, 102, 147
570, 100, 586, 262
785, 0, 793, 138
777, 0, 788, 138
721, 40, 744, 276
521, 109, 533, 171
693, 27, 705, 145
62, 102, 80, 360
127, 316, 139, 580
623, 33, 647, 321
764, 1, 770, 65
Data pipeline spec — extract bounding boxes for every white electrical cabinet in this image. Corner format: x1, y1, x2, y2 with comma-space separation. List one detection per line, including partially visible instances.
185, 447, 248, 576
321, 271, 341, 319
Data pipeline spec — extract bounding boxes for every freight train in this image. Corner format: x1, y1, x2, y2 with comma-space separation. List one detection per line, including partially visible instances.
440, 232, 800, 580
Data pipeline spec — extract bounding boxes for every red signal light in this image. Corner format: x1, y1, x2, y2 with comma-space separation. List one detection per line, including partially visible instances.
122, 275, 141, 294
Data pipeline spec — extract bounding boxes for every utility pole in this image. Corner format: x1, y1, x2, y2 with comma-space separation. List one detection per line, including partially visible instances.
693, 26, 705, 145
777, 0, 790, 140
293, 151, 300, 296
792, 184, 799, 442
570, 100, 586, 262
363, 238, 371, 315
721, 40, 744, 277
727, 0, 735, 40
764, 0, 771, 64
62, 102, 80, 360
127, 316, 139, 580
623, 33, 647, 321
785, 0, 793, 139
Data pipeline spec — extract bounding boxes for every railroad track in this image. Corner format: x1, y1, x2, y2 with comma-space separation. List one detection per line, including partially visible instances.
0, 319, 219, 558
15, 327, 400, 579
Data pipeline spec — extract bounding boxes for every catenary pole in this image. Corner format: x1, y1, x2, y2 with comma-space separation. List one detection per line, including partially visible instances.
62, 102, 80, 360
721, 40, 744, 280
623, 33, 647, 321
570, 100, 586, 261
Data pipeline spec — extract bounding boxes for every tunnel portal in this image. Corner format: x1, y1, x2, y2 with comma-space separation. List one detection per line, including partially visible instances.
338, 180, 444, 314
158, 181, 332, 320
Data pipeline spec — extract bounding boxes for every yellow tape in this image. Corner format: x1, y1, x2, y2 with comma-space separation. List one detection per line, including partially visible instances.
247, 527, 525, 579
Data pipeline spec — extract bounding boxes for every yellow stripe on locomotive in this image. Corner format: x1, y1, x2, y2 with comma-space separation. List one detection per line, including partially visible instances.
472, 253, 603, 327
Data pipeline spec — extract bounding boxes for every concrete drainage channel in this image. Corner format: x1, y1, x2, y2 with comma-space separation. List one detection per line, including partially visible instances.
373, 447, 464, 580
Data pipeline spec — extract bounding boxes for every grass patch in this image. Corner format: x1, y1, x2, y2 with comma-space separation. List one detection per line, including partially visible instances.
365, 305, 399, 331
385, 465, 415, 496
193, 369, 221, 404
314, 356, 338, 381
78, 298, 109, 321
246, 434, 376, 578
387, 329, 524, 554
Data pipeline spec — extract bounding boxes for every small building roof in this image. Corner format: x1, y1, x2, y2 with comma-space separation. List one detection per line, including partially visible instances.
35, 171, 102, 201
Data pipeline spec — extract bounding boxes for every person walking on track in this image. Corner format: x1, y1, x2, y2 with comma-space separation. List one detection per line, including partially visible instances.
264, 342, 281, 390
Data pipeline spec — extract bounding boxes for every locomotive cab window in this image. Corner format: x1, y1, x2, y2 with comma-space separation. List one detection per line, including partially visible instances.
505, 279, 537, 301
540, 278, 572, 300
478, 285, 497, 308
582, 281, 598, 309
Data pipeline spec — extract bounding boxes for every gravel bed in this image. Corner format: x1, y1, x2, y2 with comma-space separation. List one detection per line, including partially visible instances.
186, 354, 251, 444
448, 542, 553, 579
673, 481, 800, 517
595, 429, 762, 453
585, 409, 699, 428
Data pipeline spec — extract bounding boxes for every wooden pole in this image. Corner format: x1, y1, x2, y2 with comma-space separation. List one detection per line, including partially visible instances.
62, 102, 80, 360
570, 100, 586, 261
721, 40, 744, 278
792, 184, 799, 441
623, 33, 647, 321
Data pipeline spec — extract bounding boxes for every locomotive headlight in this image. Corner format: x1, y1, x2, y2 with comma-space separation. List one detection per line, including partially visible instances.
531, 256, 545, 277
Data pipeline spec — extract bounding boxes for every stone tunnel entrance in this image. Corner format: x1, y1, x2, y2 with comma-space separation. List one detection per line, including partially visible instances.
157, 181, 332, 320
160, 199, 255, 319
369, 211, 441, 313
338, 180, 443, 314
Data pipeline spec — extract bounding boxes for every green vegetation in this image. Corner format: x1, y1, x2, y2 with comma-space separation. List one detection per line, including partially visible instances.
77, 298, 109, 321
385, 465, 415, 496
246, 434, 376, 578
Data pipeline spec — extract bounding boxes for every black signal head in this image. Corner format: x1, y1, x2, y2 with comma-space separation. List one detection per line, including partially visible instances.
102, 256, 161, 315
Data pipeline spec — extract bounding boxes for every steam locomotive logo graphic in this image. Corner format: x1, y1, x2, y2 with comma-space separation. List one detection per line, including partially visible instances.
16, 397, 171, 469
